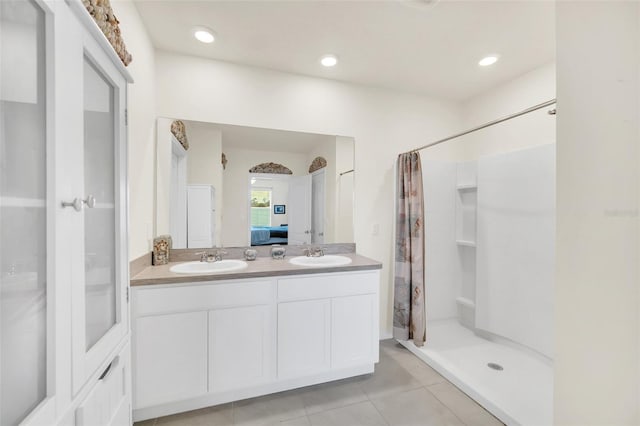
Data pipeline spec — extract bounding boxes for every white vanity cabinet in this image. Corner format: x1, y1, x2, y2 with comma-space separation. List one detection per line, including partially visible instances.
132, 278, 277, 419
132, 269, 379, 421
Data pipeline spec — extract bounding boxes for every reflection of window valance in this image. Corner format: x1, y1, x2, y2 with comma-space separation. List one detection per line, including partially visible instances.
171, 120, 189, 150
308, 156, 327, 173
249, 162, 292, 174
82, 0, 132, 66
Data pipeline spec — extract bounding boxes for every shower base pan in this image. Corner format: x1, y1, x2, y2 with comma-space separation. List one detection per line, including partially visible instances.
398, 319, 552, 426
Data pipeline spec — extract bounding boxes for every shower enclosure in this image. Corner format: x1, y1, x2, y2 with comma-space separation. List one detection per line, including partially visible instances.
398, 101, 556, 426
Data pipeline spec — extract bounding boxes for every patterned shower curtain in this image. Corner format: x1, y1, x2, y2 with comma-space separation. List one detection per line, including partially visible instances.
393, 151, 426, 346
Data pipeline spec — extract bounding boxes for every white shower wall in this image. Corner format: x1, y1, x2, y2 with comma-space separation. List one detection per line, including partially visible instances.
476, 144, 556, 359
423, 161, 458, 321
423, 145, 555, 360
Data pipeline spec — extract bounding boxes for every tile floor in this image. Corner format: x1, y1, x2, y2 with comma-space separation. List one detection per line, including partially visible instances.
135, 340, 504, 426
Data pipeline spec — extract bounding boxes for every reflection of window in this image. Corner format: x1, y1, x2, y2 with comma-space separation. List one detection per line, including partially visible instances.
251, 189, 271, 226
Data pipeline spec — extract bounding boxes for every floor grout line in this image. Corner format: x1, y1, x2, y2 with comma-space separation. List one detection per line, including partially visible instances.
137, 341, 500, 426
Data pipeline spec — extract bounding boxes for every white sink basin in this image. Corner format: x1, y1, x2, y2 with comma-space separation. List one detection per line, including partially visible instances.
170, 260, 248, 274
288, 255, 353, 267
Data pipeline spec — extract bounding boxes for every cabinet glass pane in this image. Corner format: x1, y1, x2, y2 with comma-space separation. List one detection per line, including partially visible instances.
0, 0, 47, 424
83, 58, 117, 350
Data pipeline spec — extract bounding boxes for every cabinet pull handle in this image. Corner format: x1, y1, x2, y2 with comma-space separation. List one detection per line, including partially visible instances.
61, 198, 83, 212
83, 195, 96, 209
99, 355, 119, 381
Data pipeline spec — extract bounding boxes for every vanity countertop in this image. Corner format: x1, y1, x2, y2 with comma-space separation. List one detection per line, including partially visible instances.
130, 253, 382, 286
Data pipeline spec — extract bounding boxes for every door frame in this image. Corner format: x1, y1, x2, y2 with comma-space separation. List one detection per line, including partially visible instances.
246, 173, 290, 245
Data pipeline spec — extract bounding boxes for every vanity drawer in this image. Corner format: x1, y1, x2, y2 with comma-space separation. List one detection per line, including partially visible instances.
134, 279, 275, 316
278, 271, 378, 302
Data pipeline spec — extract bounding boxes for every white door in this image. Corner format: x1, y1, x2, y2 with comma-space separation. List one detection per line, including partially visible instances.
70, 20, 129, 393
209, 305, 274, 392
287, 175, 311, 245
277, 299, 331, 378
187, 185, 214, 248
311, 170, 326, 244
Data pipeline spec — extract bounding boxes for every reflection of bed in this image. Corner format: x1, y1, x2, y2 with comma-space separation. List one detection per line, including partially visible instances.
251, 225, 288, 246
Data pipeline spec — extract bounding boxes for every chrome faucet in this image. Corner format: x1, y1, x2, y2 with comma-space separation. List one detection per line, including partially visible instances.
196, 248, 228, 262
303, 246, 324, 258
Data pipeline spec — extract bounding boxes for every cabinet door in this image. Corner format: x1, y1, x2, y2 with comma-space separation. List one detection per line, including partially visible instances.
209, 305, 275, 392
331, 294, 377, 369
0, 0, 57, 424
134, 312, 208, 408
70, 14, 129, 392
277, 299, 330, 379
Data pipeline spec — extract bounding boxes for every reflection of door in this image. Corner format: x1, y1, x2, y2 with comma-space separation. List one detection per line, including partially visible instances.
311, 170, 325, 244
187, 185, 215, 248
170, 138, 187, 248
288, 175, 311, 244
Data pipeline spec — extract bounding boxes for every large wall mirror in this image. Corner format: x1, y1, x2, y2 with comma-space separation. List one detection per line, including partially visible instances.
155, 118, 355, 249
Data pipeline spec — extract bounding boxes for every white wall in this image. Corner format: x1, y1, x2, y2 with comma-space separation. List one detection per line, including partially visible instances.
114, 1, 156, 260
222, 147, 308, 247
335, 136, 355, 243
155, 51, 461, 336
555, 2, 639, 424
458, 62, 556, 161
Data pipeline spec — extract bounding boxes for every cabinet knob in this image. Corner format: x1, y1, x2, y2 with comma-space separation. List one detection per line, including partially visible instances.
61, 198, 83, 212
83, 195, 96, 209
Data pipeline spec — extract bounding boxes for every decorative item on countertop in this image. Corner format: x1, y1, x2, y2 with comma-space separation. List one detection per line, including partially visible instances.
221, 153, 228, 170
249, 162, 293, 175
244, 248, 257, 261
308, 156, 327, 173
152, 235, 172, 265
171, 120, 189, 150
82, 0, 132, 66
271, 245, 286, 260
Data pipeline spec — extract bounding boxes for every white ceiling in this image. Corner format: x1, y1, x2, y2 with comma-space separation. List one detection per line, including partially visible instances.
133, 0, 555, 101
209, 121, 336, 153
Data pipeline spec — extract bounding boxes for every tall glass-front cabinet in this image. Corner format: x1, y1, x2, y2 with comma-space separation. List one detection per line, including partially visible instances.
0, 1, 132, 425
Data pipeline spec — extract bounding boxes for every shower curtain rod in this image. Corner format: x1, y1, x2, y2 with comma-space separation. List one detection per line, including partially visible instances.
404, 99, 557, 154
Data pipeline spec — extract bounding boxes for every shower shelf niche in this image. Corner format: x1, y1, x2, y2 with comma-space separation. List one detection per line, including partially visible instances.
455, 162, 477, 330
456, 184, 477, 191
456, 240, 476, 247
456, 296, 475, 309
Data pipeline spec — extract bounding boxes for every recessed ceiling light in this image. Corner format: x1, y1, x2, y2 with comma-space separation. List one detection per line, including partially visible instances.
193, 27, 215, 44
478, 55, 499, 67
320, 55, 338, 67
